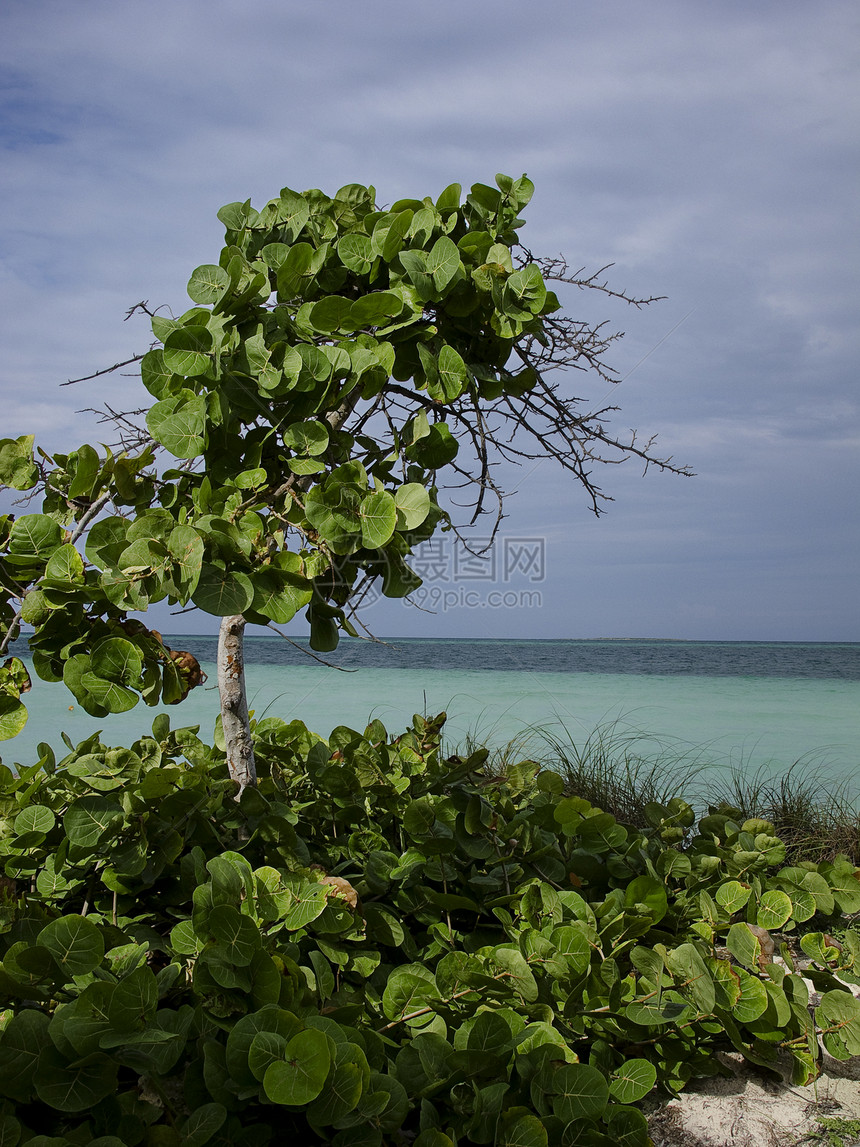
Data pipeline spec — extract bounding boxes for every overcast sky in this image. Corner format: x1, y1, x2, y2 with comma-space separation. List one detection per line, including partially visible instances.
1, 0, 857, 642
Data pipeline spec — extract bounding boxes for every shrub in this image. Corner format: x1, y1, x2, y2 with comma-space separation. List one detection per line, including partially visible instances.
0, 712, 859, 1146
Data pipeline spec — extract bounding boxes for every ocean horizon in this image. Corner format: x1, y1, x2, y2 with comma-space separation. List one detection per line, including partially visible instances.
4, 636, 858, 795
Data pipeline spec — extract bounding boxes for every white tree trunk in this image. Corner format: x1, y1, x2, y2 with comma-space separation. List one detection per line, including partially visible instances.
217, 614, 257, 793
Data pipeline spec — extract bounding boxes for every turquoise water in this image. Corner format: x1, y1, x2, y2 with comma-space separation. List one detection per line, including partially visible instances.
4, 638, 858, 789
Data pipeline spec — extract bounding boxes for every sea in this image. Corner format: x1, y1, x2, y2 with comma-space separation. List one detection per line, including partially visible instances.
4, 637, 859, 794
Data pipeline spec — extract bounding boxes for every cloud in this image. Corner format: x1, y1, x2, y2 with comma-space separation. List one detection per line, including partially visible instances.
0, 0, 856, 637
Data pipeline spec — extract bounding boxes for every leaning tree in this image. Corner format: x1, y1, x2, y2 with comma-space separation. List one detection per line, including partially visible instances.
0, 174, 688, 789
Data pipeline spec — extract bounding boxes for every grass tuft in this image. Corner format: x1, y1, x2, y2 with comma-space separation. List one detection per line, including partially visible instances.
453, 718, 860, 864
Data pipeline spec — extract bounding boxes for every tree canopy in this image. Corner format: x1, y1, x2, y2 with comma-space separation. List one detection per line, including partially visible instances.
0, 173, 688, 779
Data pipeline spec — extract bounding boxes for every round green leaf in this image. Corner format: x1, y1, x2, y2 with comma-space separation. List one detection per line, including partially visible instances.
0, 694, 28, 740
162, 326, 213, 377
13, 805, 55, 837
108, 964, 158, 1032
609, 1058, 657, 1103
624, 875, 668, 924
338, 232, 375, 275
8, 514, 63, 560
283, 420, 329, 456
207, 905, 261, 966
38, 914, 105, 976
756, 889, 792, 930
187, 264, 230, 305
733, 967, 769, 1023
394, 482, 431, 529
146, 391, 207, 458
349, 291, 403, 328
550, 1062, 609, 1122
79, 673, 139, 713
430, 345, 468, 402
309, 295, 353, 334
45, 543, 84, 584
263, 1028, 331, 1106
63, 795, 123, 849
90, 638, 143, 686
715, 879, 751, 915
281, 882, 329, 930
382, 965, 438, 1022
34, 1048, 116, 1112
0, 433, 37, 490
426, 235, 461, 292
359, 490, 397, 549
140, 348, 178, 398
192, 565, 254, 615
180, 1103, 227, 1147
816, 990, 860, 1059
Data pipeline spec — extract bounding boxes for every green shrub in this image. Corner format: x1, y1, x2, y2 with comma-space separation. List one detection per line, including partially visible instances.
0, 712, 859, 1146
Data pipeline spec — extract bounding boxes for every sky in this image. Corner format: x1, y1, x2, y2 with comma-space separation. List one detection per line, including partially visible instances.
1, 0, 857, 642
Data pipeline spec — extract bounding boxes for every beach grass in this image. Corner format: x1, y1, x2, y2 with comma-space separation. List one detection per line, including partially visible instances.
453, 718, 860, 864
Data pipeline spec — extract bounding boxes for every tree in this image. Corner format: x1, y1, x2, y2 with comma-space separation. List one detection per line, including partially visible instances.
0, 174, 688, 789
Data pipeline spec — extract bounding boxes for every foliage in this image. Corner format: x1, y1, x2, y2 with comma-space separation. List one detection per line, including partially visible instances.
0, 173, 688, 741
1, 713, 859, 1145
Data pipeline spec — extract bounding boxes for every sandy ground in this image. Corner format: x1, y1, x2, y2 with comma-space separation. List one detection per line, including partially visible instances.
647, 1051, 860, 1147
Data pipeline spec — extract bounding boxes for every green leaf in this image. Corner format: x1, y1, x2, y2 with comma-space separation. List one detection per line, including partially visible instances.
816, 990, 860, 1059
665, 943, 715, 1014
430, 345, 468, 402
108, 964, 158, 1032
167, 524, 205, 595
146, 391, 207, 458
34, 1048, 117, 1112
394, 483, 430, 529
349, 291, 404, 329
0, 694, 28, 740
63, 796, 123, 849
0, 1009, 50, 1101
371, 210, 412, 261
338, 232, 375, 275
140, 348, 178, 399
426, 236, 461, 292
162, 326, 213, 377
609, 1058, 657, 1103
192, 564, 254, 615
226, 1005, 301, 1088
38, 914, 105, 976
79, 673, 139, 714
263, 1028, 331, 1106
44, 543, 85, 584
91, 638, 143, 686
504, 264, 546, 316
715, 880, 751, 915
187, 265, 230, 305
550, 1062, 609, 1122
726, 922, 761, 970
733, 967, 769, 1023
382, 965, 438, 1022
14, 804, 55, 837
499, 1113, 547, 1147
359, 491, 397, 549
756, 889, 792, 930
179, 1103, 227, 1147
8, 514, 63, 561
624, 875, 668, 924
0, 434, 38, 490
283, 420, 330, 456
207, 905, 261, 966
309, 295, 353, 333
282, 882, 329, 930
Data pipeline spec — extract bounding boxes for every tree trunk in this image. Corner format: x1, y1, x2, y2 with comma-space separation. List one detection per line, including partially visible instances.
217, 614, 257, 793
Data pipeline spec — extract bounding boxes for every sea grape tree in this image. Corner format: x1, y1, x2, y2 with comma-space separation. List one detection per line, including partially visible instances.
0, 174, 687, 787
